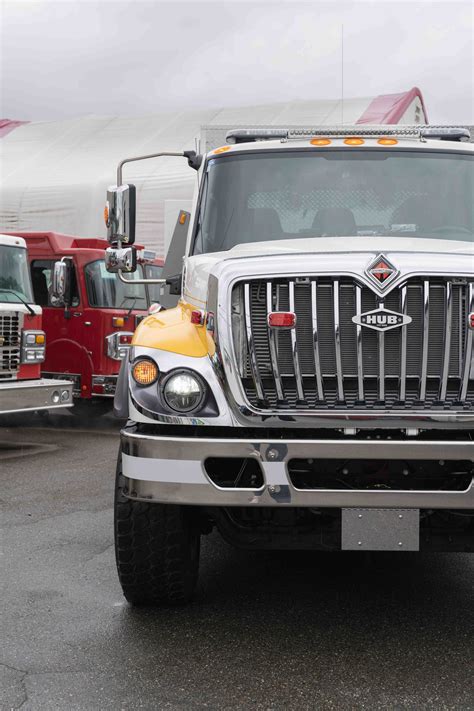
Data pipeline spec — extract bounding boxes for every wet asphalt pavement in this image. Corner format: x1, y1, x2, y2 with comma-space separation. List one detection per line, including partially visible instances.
0, 410, 473, 710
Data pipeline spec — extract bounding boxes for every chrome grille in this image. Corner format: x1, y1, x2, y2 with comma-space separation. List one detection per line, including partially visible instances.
232, 277, 474, 411
0, 312, 21, 378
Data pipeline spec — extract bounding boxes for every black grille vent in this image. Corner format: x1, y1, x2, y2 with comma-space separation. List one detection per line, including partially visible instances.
0, 313, 21, 377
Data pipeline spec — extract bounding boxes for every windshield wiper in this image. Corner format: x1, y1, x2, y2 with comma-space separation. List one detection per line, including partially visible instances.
119, 295, 138, 316
0, 288, 35, 316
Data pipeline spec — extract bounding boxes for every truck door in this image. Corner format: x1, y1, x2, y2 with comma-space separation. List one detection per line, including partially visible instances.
30, 259, 86, 391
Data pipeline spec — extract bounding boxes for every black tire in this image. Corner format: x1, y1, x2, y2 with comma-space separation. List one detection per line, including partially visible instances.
114, 449, 200, 605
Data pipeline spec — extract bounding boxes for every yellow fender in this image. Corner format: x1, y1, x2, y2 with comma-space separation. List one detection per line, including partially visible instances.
132, 302, 215, 358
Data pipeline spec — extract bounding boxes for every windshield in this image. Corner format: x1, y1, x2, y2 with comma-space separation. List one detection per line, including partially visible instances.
85, 260, 148, 309
0, 245, 34, 303
193, 150, 474, 254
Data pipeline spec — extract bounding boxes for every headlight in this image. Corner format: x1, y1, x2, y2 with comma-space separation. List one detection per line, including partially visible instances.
162, 370, 204, 413
132, 358, 159, 386
21, 330, 46, 363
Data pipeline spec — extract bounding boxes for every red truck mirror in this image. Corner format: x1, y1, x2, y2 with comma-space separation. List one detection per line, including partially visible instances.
51, 260, 69, 305
105, 246, 137, 273
105, 184, 136, 245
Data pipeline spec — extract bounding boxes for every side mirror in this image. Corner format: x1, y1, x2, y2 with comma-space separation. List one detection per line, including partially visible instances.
105, 246, 137, 273
105, 184, 136, 244
166, 273, 183, 295
52, 260, 68, 305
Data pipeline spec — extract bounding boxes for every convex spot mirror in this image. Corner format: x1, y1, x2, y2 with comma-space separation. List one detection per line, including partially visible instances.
52, 260, 68, 304
105, 183, 136, 244
105, 246, 137, 273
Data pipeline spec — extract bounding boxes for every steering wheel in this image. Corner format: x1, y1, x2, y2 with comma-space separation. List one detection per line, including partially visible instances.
430, 225, 471, 235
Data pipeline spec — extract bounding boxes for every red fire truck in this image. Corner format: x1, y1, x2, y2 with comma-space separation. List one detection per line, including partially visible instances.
8, 232, 163, 413
0, 234, 73, 414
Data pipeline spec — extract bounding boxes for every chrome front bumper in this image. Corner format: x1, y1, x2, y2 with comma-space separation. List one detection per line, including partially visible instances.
0, 378, 73, 414
121, 427, 474, 509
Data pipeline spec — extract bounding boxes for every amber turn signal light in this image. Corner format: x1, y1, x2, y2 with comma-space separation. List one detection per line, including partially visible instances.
344, 137, 365, 146
132, 359, 159, 386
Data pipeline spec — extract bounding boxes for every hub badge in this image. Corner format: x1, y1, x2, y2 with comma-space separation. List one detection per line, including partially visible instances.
352, 307, 412, 332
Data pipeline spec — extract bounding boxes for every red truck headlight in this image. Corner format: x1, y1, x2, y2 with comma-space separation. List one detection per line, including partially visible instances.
21, 330, 46, 363
106, 332, 133, 360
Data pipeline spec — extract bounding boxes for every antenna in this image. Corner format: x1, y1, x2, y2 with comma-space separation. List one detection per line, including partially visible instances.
341, 23, 344, 125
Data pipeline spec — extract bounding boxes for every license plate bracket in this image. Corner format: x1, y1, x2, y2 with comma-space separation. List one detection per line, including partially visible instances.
341, 508, 420, 551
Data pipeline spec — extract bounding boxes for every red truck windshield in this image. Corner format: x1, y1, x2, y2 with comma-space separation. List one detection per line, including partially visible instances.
0, 245, 34, 304
193, 150, 474, 253
85, 260, 148, 309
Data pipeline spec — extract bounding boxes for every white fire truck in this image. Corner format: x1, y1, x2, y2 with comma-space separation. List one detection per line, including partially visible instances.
105, 125, 473, 606
0, 234, 73, 414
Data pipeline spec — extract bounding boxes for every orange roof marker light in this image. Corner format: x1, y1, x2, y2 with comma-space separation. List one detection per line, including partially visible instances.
213, 145, 231, 154
310, 138, 331, 146
344, 137, 365, 146
378, 138, 399, 146
179, 211, 187, 225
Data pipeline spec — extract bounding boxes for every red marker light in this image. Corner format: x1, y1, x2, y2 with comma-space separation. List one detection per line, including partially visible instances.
119, 334, 133, 345
268, 312, 296, 328
190, 310, 204, 325
469, 313, 474, 329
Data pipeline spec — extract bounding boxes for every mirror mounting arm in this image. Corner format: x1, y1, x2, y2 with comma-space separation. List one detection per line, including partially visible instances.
116, 270, 167, 285
117, 151, 186, 186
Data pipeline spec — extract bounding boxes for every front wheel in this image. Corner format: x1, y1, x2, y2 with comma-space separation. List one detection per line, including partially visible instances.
114, 450, 200, 605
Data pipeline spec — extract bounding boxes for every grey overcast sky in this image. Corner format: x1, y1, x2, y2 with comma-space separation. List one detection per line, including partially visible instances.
1, 0, 473, 124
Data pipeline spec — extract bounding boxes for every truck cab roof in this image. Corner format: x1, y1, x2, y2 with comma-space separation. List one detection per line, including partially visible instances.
205, 125, 473, 158
0, 233, 27, 249
7, 232, 164, 266
206, 135, 474, 159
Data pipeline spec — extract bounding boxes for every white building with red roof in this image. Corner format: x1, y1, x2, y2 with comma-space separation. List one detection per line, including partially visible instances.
0, 88, 428, 254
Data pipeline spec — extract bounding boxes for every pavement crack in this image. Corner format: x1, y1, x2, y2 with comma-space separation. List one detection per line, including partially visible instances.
0, 662, 28, 710
0, 661, 27, 675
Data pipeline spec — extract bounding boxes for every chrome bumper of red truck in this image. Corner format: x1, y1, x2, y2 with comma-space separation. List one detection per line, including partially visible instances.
0, 378, 73, 414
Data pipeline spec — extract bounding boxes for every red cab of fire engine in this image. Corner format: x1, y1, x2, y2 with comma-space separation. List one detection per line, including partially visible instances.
10, 232, 163, 405
0, 234, 73, 414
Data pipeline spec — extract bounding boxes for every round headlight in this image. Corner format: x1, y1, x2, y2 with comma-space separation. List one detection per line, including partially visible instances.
132, 359, 159, 386
163, 371, 204, 413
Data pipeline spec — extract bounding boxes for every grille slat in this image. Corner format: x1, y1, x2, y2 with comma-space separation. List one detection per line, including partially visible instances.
400, 285, 408, 401
419, 280, 430, 401
333, 281, 344, 401
289, 281, 305, 402
460, 282, 474, 401
355, 285, 364, 401
232, 276, 473, 412
266, 282, 285, 402
311, 281, 324, 400
439, 282, 453, 401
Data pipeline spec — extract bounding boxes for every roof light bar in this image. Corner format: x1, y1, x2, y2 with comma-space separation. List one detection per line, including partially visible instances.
419, 127, 471, 141
225, 125, 471, 145
226, 128, 289, 144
